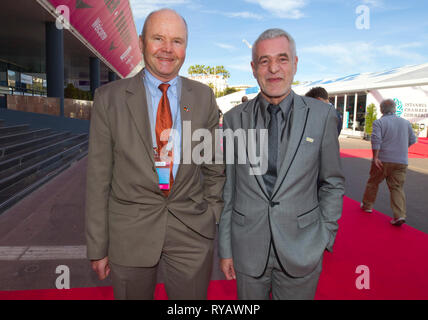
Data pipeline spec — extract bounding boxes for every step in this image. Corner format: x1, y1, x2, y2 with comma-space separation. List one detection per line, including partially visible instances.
0, 147, 88, 213
0, 124, 30, 136
0, 140, 88, 192
0, 134, 88, 173
0, 137, 88, 179
0, 128, 53, 147
0, 132, 71, 160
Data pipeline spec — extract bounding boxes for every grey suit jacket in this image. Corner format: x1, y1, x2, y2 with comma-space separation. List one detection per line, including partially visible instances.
218, 92, 345, 278
86, 70, 225, 267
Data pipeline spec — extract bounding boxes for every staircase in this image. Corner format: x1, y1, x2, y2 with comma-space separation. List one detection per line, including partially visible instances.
0, 119, 88, 213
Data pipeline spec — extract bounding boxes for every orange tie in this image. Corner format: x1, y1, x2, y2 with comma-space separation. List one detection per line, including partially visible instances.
156, 83, 174, 196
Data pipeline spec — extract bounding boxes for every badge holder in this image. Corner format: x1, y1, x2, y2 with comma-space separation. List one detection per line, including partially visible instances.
154, 147, 172, 191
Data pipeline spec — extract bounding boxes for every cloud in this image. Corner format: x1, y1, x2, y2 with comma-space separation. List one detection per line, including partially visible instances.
203, 10, 263, 20
224, 11, 263, 20
215, 43, 237, 51
361, 0, 383, 7
301, 42, 376, 68
245, 0, 307, 19
228, 63, 253, 72
300, 41, 426, 74
377, 42, 425, 61
129, 0, 190, 19
226, 55, 253, 72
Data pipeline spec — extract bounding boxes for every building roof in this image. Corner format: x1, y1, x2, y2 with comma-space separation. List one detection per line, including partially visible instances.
216, 89, 258, 113
293, 63, 428, 96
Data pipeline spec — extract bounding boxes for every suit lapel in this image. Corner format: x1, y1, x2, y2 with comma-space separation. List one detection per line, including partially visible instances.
272, 93, 309, 197
125, 70, 155, 166
241, 99, 269, 199
179, 77, 193, 137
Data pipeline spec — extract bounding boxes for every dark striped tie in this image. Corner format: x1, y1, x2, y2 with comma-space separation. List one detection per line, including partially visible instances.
263, 104, 280, 196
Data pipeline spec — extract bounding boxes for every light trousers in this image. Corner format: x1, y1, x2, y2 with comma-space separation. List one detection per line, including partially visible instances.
362, 161, 408, 219
236, 243, 323, 300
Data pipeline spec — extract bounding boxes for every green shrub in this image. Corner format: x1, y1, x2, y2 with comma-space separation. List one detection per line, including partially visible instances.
365, 103, 377, 135
64, 83, 92, 101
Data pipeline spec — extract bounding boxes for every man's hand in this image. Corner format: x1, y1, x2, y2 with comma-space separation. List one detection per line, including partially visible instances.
372, 149, 383, 171
373, 157, 383, 171
220, 258, 236, 280
91, 256, 110, 280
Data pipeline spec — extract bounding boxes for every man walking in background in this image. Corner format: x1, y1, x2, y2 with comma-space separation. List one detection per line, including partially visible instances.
361, 99, 417, 226
305, 86, 343, 135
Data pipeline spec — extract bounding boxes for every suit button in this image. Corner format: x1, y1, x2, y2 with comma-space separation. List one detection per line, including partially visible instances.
269, 201, 279, 207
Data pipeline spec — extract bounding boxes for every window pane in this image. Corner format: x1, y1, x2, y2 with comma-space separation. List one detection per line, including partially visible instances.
356, 94, 367, 131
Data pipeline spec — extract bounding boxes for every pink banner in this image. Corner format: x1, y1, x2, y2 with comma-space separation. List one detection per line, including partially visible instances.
47, 0, 142, 78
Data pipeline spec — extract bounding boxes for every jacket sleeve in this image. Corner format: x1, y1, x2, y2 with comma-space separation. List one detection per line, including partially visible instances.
85, 88, 113, 260
318, 106, 345, 252
200, 89, 226, 223
218, 114, 235, 259
408, 122, 417, 147
371, 120, 382, 150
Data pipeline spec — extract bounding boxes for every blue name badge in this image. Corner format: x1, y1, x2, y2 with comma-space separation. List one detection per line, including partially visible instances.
156, 162, 170, 190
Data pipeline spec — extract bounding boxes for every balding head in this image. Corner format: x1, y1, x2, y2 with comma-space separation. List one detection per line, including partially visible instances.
139, 8, 188, 82
142, 8, 188, 46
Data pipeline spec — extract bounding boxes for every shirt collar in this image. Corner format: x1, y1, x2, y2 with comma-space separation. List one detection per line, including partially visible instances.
259, 90, 294, 118
143, 68, 178, 98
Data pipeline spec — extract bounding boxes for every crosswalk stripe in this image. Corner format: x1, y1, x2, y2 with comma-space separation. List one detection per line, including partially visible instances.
0, 246, 87, 261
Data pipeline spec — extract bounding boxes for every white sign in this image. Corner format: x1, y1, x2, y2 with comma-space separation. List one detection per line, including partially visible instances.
367, 86, 428, 137
21, 74, 33, 85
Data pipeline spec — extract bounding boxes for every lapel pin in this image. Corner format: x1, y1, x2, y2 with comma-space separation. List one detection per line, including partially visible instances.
183, 106, 190, 112
306, 137, 314, 143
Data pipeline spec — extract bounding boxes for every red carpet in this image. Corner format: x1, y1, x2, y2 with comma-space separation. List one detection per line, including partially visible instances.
316, 197, 428, 300
341, 138, 428, 158
340, 149, 372, 158
1, 197, 428, 300
0, 280, 237, 300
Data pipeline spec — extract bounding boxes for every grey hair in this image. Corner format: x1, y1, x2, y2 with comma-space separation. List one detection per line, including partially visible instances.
141, 8, 188, 45
252, 28, 297, 63
380, 99, 396, 114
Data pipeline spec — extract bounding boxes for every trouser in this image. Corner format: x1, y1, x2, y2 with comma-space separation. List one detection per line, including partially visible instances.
362, 162, 408, 219
236, 243, 323, 300
110, 213, 214, 300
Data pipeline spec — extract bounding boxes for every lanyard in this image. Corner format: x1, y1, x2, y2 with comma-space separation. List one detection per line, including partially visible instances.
143, 70, 182, 152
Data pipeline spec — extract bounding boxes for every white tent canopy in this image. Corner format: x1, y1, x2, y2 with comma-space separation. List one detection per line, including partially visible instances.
216, 90, 259, 114
293, 63, 428, 96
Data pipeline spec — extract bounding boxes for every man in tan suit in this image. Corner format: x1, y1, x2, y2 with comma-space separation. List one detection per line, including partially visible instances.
85, 9, 225, 300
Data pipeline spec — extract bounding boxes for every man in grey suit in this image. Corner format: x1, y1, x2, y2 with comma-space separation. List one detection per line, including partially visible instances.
218, 28, 345, 299
86, 9, 225, 299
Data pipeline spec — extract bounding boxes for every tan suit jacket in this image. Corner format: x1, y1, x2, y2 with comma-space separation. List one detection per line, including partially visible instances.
85, 70, 225, 267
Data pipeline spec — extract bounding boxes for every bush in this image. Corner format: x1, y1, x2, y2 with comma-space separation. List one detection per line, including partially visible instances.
64, 83, 92, 101
364, 103, 377, 136
216, 87, 239, 98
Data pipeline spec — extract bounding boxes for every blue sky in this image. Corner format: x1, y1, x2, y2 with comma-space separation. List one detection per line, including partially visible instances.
130, 0, 428, 86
